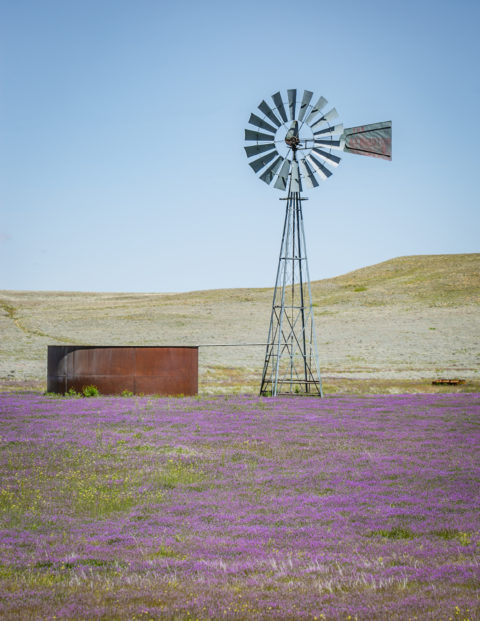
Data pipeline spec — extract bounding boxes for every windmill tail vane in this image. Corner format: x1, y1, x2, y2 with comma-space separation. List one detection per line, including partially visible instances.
341, 121, 392, 160
244, 89, 392, 396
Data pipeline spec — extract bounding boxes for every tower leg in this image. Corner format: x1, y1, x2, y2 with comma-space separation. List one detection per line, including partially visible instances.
259, 191, 323, 397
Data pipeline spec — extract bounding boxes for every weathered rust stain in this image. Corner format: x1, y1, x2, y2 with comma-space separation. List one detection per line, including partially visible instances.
343, 121, 392, 160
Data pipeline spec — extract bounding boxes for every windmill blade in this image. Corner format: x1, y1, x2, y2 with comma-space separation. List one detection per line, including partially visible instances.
310, 107, 338, 129
244, 143, 276, 158
341, 121, 392, 160
248, 113, 278, 134
312, 147, 341, 167
297, 90, 313, 122
272, 91, 288, 123
289, 160, 302, 192
248, 149, 279, 173
299, 158, 319, 188
287, 89, 297, 120
313, 123, 344, 137
259, 156, 283, 184
258, 100, 282, 128
305, 95, 327, 124
322, 107, 339, 123
274, 158, 291, 190
313, 138, 343, 151
307, 154, 332, 180
245, 129, 275, 142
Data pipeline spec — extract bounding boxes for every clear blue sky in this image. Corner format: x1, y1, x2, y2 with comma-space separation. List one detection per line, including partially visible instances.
1, 0, 479, 293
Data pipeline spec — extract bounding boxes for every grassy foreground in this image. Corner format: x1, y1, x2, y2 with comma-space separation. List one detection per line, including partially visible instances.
0, 392, 479, 620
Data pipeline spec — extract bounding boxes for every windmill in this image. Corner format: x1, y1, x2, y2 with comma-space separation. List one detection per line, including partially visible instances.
244, 89, 392, 397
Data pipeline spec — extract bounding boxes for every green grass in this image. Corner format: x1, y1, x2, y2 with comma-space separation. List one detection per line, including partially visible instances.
0, 444, 204, 525
369, 526, 415, 540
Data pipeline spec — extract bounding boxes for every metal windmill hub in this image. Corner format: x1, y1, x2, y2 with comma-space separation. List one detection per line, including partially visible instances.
285, 135, 300, 149
244, 89, 392, 396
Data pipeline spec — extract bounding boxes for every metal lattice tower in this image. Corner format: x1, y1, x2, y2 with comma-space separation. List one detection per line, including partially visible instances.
244, 89, 392, 396
260, 187, 322, 396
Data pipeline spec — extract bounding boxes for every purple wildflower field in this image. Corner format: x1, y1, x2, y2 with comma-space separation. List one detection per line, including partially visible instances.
0, 392, 479, 620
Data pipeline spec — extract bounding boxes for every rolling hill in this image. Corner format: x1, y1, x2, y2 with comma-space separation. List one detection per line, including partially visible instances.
1, 253, 479, 394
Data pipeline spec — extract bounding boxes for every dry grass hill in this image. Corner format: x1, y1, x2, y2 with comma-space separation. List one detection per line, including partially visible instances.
1, 253, 479, 394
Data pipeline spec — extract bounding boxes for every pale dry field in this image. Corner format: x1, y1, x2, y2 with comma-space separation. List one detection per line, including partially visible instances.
1, 254, 479, 394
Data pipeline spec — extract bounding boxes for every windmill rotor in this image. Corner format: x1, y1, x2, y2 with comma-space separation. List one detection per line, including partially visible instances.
245, 89, 391, 190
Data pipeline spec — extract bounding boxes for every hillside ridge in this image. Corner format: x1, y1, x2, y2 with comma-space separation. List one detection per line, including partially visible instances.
1, 253, 478, 299
1, 253, 478, 392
